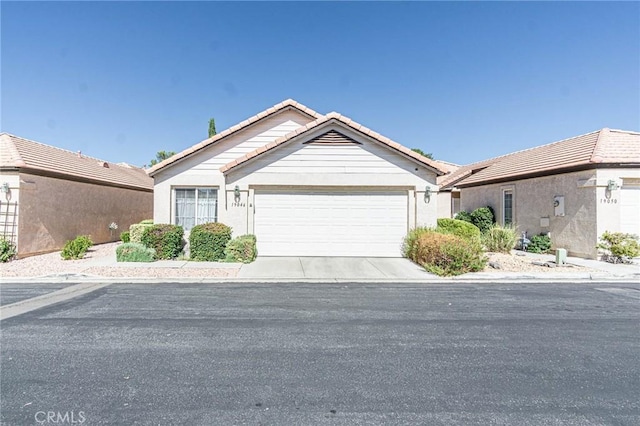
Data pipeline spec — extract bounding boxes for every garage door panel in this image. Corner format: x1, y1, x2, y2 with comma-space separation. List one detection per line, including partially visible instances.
620, 187, 640, 236
254, 190, 408, 257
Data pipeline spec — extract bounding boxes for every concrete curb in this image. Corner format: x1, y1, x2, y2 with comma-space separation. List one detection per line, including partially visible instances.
2, 274, 639, 285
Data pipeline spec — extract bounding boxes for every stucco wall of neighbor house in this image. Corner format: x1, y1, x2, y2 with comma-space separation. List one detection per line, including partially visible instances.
460, 169, 599, 258
16, 173, 153, 258
0, 172, 22, 249
437, 191, 452, 218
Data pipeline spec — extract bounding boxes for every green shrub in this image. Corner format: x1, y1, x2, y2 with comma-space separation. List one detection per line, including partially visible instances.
402, 226, 433, 259
61, 235, 93, 260
597, 231, 640, 262
527, 234, 552, 253
116, 242, 156, 262
482, 225, 518, 253
414, 231, 486, 276
224, 234, 257, 263
120, 231, 130, 243
190, 222, 233, 261
0, 238, 16, 262
129, 222, 153, 244
470, 206, 495, 233
436, 218, 482, 244
140, 224, 184, 260
140, 219, 154, 225
454, 211, 473, 223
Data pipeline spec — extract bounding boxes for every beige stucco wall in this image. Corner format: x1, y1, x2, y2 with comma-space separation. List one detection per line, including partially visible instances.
16, 173, 153, 257
437, 191, 452, 218
460, 170, 599, 258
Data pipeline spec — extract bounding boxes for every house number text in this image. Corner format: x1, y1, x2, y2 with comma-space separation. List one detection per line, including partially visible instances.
600, 198, 617, 204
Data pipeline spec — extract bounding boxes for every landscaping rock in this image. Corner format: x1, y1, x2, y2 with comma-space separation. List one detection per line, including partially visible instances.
489, 261, 502, 270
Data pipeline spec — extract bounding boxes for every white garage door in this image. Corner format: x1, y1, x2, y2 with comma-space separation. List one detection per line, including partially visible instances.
254, 190, 408, 257
620, 185, 640, 237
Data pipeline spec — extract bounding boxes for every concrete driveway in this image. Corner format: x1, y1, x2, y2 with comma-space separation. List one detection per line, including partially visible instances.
237, 257, 431, 279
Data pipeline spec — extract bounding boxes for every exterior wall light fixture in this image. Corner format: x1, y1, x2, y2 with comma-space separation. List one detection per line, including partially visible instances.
424, 186, 432, 203
606, 180, 620, 192
234, 185, 241, 203
0, 183, 9, 193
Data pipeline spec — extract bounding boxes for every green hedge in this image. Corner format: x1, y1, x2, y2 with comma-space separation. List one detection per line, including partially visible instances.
224, 234, 257, 263
120, 231, 130, 243
470, 207, 495, 233
528, 234, 552, 253
61, 235, 93, 260
129, 222, 153, 244
436, 218, 481, 244
116, 243, 156, 262
140, 224, 184, 260
190, 222, 232, 261
455, 207, 495, 233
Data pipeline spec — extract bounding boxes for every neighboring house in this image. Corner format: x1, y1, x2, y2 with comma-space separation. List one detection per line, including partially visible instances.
431, 160, 461, 218
148, 99, 446, 257
0, 133, 153, 258
439, 128, 640, 259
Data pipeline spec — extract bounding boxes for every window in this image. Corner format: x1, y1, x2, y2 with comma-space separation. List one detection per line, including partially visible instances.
503, 189, 513, 225
174, 188, 217, 231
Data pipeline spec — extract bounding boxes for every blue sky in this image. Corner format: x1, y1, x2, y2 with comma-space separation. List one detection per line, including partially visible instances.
2, 1, 638, 168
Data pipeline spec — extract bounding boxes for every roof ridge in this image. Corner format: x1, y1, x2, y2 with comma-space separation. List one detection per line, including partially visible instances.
472, 129, 605, 168
0, 133, 26, 167
590, 128, 609, 163
147, 98, 324, 176
2, 132, 129, 167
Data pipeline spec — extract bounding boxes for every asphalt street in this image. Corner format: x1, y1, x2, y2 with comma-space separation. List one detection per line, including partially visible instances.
0, 283, 75, 307
1, 281, 639, 425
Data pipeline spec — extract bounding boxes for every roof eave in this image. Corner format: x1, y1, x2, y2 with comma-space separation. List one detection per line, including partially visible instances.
221, 115, 447, 176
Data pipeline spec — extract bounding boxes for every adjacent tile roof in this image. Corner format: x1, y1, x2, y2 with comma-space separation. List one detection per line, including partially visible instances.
0, 133, 153, 190
220, 111, 447, 175
440, 128, 640, 189
147, 99, 323, 176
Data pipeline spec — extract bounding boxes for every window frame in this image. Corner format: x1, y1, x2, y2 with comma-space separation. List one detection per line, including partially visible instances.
172, 187, 218, 231
501, 186, 515, 226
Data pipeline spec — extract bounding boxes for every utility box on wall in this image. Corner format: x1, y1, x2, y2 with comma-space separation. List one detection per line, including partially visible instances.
553, 196, 565, 217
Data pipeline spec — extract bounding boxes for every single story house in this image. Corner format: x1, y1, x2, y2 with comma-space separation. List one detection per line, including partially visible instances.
0, 133, 154, 258
148, 99, 446, 257
439, 128, 640, 259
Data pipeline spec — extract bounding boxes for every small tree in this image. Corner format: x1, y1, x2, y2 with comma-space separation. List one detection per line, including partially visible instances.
411, 148, 434, 160
149, 151, 176, 167
208, 118, 217, 138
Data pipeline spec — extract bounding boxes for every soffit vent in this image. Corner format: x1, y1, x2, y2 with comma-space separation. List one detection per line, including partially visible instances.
303, 130, 361, 145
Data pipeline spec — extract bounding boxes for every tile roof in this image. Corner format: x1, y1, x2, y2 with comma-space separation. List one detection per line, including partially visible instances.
0, 133, 153, 190
146, 99, 323, 176
220, 111, 447, 175
440, 128, 640, 189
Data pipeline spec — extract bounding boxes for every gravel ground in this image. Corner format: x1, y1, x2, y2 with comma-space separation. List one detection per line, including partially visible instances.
0, 242, 239, 278
482, 251, 598, 273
